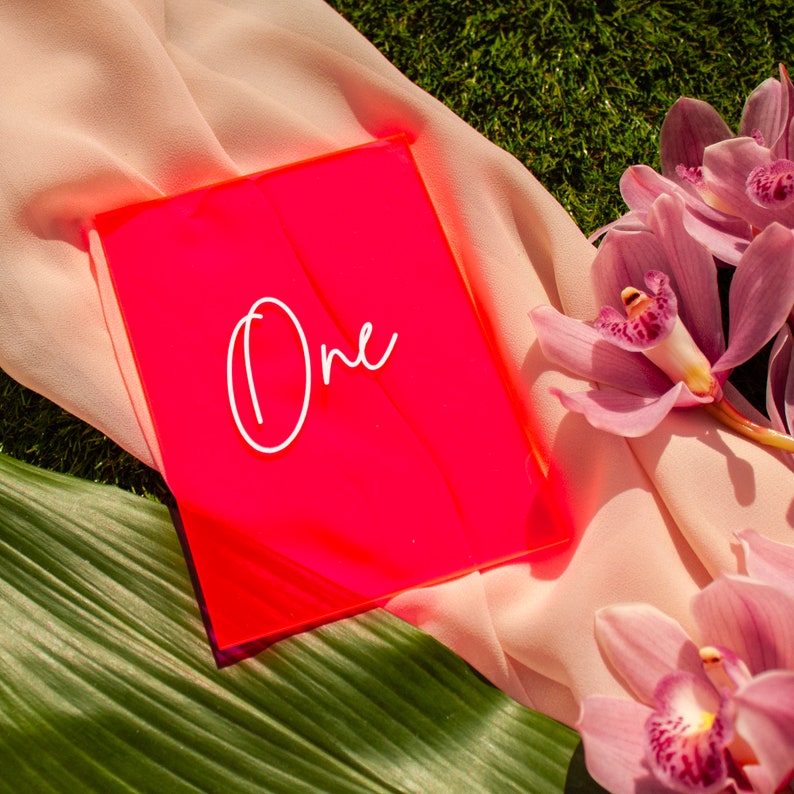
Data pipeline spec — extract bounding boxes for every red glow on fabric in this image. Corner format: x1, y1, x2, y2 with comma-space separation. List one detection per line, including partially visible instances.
94, 136, 569, 654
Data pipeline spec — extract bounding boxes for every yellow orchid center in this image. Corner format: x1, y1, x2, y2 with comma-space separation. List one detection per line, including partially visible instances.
698, 710, 716, 732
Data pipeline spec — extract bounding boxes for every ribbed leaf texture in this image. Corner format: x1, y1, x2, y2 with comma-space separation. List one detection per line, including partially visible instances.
0, 452, 594, 793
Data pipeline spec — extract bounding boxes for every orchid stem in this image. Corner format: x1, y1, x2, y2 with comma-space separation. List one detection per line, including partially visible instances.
705, 399, 794, 452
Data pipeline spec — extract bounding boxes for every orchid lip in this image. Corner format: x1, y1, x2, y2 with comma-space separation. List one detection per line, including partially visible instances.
746, 159, 794, 208
594, 271, 678, 353
644, 672, 730, 794
676, 164, 707, 191
596, 271, 722, 401
750, 128, 766, 146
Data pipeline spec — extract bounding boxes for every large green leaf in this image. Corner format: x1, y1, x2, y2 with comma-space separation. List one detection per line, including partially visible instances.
0, 451, 595, 793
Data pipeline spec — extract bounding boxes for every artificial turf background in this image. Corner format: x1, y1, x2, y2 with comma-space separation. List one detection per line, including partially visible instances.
1, 0, 792, 497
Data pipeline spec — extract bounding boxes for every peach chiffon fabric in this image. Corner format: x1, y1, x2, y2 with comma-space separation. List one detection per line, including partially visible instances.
1, 0, 791, 728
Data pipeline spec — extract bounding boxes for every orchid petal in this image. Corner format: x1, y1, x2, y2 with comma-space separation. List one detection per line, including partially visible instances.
703, 137, 794, 229
742, 764, 775, 794
692, 576, 794, 676
734, 670, 794, 792
530, 306, 671, 395
588, 211, 650, 243
766, 325, 794, 434
591, 226, 671, 310
771, 64, 794, 160
595, 604, 705, 705
739, 77, 783, 145
660, 97, 733, 183
577, 697, 658, 794
736, 529, 794, 599
646, 194, 725, 362
644, 672, 730, 794
679, 203, 752, 266
551, 381, 707, 437
618, 163, 753, 266
620, 164, 682, 214
712, 223, 794, 373
588, 215, 628, 243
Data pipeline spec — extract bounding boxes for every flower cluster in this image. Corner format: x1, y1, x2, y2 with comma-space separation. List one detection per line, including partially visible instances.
577, 530, 794, 793
532, 66, 794, 451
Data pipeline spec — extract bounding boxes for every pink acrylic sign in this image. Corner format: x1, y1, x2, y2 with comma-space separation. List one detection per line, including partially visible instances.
93, 136, 569, 655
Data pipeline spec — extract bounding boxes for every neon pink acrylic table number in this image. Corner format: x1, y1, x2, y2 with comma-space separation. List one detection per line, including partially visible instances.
93, 135, 570, 657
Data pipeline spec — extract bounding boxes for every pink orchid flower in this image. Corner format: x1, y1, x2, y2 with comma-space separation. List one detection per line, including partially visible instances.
531, 193, 794, 449
600, 66, 794, 266
577, 530, 794, 794
702, 64, 794, 237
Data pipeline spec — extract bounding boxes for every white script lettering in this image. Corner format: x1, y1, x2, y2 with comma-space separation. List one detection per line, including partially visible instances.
320, 322, 399, 386
226, 297, 311, 455
227, 297, 398, 454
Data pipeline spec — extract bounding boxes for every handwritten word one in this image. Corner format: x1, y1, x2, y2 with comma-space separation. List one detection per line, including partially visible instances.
227, 297, 398, 454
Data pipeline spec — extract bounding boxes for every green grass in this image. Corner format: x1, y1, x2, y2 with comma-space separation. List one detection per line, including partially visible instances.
1, 0, 792, 494
0, 377, 169, 500
327, 0, 791, 232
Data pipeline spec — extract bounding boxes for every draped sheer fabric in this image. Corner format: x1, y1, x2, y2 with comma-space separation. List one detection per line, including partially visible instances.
1, 0, 791, 727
